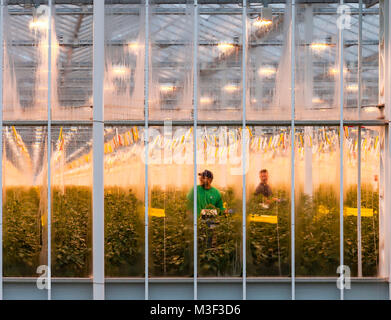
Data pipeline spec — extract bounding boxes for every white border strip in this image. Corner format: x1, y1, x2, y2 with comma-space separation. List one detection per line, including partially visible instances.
290, 0, 296, 301
241, 0, 247, 301
92, 0, 105, 300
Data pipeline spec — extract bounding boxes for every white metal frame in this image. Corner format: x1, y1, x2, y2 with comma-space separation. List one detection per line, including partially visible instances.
0, 0, 389, 301
46, 0, 53, 301
92, 0, 105, 300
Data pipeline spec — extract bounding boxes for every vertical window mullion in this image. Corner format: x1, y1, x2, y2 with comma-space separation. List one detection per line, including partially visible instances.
47, 0, 53, 301
241, 0, 247, 301
193, 0, 198, 301
144, 0, 150, 301
290, 0, 296, 301
339, 0, 345, 301
92, 0, 105, 300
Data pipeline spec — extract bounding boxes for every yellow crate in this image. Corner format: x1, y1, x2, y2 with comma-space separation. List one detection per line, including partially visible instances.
149, 207, 165, 217
249, 214, 278, 224
345, 207, 373, 217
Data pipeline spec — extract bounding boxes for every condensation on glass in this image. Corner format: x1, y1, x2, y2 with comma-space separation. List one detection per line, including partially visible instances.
196, 126, 242, 277
104, 125, 145, 277
50, 126, 92, 277
2, 126, 47, 277
148, 125, 194, 277
295, 126, 341, 276
246, 126, 291, 276
104, 1, 145, 121
197, 3, 243, 121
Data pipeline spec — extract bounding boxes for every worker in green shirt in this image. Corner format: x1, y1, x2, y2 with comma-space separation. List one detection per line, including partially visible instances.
187, 169, 227, 218
187, 170, 228, 249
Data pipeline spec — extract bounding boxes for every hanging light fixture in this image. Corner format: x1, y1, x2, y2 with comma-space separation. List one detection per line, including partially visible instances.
254, 7, 273, 28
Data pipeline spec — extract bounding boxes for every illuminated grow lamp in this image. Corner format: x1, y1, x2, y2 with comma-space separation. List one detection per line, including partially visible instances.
223, 84, 239, 93
217, 43, 235, 52
160, 85, 176, 93
112, 65, 129, 76
258, 66, 276, 77
254, 7, 273, 28
310, 42, 330, 51
329, 67, 347, 75
200, 97, 212, 104
29, 18, 49, 30
312, 97, 324, 104
128, 42, 139, 51
347, 84, 358, 92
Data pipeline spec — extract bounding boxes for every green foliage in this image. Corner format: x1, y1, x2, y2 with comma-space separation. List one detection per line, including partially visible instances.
52, 187, 92, 277
3, 184, 379, 278
247, 188, 290, 276
149, 188, 192, 276
105, 187, 144, 277
3, 187, 42, 276
198, 187, 242, 276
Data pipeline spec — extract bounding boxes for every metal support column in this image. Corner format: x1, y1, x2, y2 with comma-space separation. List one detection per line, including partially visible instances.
357, 0, 363, 278
192, 0, 198, 301
290, 0, 296, 301
47, 0, 53, 301
338, 0, 345, 301
144, 0, 150, 301
241, 0, 247, 301
92, 0, 105, 300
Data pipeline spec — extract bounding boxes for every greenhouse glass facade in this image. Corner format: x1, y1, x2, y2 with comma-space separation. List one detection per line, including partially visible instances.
0, 0, 390, 300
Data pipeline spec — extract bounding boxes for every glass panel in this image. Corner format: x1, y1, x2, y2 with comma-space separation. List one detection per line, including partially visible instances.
361, 3, 381, 120
3, 2, 50, 120
295, 126, 340, 276
105, 1, 145, 121
51, 126, 92, 277
343, 126, 359, 276
295, 2, 340, 120
360, 126, 380, 276
246, 3, 291, 121
104, 126, 145, 277
198, 3, 242, 121
149, 1, 193, 121
3, 126, 47, 276
344, 126, 380, 277
53, 2, 93, 121
247, 126, 291, 276
148, 125, 193, 277
196, 126, 242, 277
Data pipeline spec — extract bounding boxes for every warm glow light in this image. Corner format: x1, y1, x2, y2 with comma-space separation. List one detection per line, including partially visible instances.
112, 65, 130, 76
217, 43, 235, 52
223, 84, 239, 93
312, 97, 324, 104
258, 66, 276, 77
251, 98, 257, 103
160, 85, 175, 93
253, 18, 272, 28
347, 84, 359, 92
364, 107, 378, 113
128, 42, 139, 51
29, 18, 49, 30
310, 42, 330, 51
329, 67, 347, 75
200, 97, 212, 104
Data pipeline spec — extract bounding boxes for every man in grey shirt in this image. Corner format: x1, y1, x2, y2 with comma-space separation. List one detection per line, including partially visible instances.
254, 169, 273, 197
